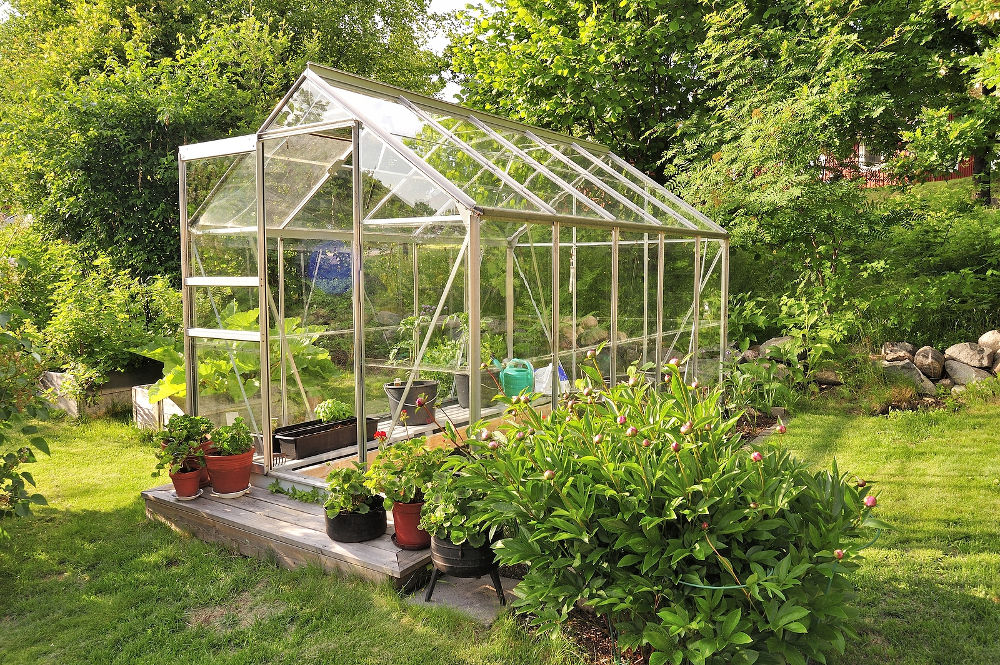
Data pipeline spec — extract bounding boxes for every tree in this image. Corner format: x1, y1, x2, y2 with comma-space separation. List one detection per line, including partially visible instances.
0, 0, 443, 279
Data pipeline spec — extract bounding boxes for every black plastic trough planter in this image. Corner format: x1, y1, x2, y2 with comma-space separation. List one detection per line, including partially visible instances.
324, 503, 387, 543
273, 417, 379, 460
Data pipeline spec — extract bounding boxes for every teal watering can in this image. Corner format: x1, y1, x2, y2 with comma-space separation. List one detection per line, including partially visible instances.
500, 359, 535, 397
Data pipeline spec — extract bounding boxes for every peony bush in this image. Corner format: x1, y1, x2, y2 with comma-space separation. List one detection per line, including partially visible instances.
458, 354, 885, 665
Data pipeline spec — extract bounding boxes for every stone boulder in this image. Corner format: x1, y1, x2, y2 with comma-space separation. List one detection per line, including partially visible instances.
938, 377, 954, 389
913, 346, 945, 379
578, 326, 608, 347
813, 369, 843, 386
993, 354, 1000, 376
881, 359, 935, 395
979, 330, 1000, 353
738, 345, 761, 364
373, 310, 402, 327
952, 384, 967, 395
579, 314, 599, 329
760, 336, 804, 360
944, 359, 992, 385
882, 341, 916, 363
944, 342, 994, 369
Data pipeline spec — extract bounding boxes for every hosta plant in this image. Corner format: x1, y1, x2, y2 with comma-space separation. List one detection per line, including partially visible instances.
364, 436, 447, 507
458, 351, 885, 665
325, 464, 379, 516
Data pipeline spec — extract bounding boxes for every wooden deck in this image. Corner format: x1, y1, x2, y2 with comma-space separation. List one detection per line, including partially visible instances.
142, 481, 430, 586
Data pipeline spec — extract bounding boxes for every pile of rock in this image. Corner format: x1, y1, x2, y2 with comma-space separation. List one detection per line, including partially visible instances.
881, 330, 1000, 395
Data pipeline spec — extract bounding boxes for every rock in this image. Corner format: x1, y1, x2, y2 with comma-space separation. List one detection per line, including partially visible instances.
373, 310, 402, 327
578, 326, 608, 347
813, 369, 843, 386
952, 384, 967, 395
913, 346, 945, 379
993, 355, 1000, 376
760, 336, 793, 354
770, 406, 789, 421
944, 342, 994, 369
759, 361, 791, 381
579, 314, 599, 329
882, 341, 916, 363
738, 345, 761, 364
979, 330, 1000, 353
760, 336, 805, 361
881, 359, 935, 395
944, 359, 992, 385
938, 377, 954, 389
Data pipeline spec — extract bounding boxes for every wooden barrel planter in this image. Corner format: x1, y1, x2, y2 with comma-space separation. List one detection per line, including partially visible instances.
424, 535, 506, 605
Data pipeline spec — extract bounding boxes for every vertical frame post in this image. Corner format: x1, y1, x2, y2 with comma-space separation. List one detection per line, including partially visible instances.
610, 228, 620, 383
467, 208, 482, 424
277, 237, 288, 426
643, 233, 649, 365
571, 226, 578, 387
351, 122, 368, 465
412, 244, 420, 357
505, 245, 514, 361
255, 139, 273, 472
178, 156, 197, 417
720, 239, 730, 384
550, 222, 560, 405
656, 233, 665, 385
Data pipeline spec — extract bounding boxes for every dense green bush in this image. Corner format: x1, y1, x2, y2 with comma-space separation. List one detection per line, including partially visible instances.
457, 358, 883, 664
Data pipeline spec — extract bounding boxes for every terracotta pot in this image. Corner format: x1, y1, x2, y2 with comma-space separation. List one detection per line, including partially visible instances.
169, 469, 202, 498
161, 439, 212, 488
391, 501, 430, 550
204, 449, 254, 494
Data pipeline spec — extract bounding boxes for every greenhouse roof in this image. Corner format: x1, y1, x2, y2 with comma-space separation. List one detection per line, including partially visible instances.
255, 64, 726, 237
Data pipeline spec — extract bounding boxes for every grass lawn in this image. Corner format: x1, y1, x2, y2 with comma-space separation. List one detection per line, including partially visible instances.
2, 398, 999, 664
0, 417, 573, 665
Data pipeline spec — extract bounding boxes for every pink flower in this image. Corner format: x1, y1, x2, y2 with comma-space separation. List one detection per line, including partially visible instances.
543, 469, 555, 481
864, 495, 877, 508
680, 421, 693, 435
669, 357, 680, 366
856, 479, 867, 488
515, 431, 525, 441
700, 521, 709, 531
593, 433, 604, 444
670, 441, 681, 453
487, 441, 500, 451
642, 438, 652, 448
690, 379, 699, 390
751, 451, 763, 463
617, 415, 627, 425
777, 423, 787, 434
750, 502, 759, 509
834, 549, 845, 560
477, 428, 490, 441
415, 397, 425, 407
626, 426, 638, 437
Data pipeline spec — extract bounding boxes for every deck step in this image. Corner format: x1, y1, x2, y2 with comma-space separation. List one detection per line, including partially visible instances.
142, 484, 430, 586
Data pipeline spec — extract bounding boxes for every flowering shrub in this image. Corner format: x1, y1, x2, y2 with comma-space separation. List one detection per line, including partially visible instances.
459, 356, 885, 665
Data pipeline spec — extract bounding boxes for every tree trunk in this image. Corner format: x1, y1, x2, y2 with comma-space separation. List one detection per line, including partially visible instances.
972, 150, 992, 206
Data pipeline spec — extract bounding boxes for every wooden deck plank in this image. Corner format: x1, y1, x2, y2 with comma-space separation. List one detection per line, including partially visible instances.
144, 489, 404, 576
143, 486, 431, 581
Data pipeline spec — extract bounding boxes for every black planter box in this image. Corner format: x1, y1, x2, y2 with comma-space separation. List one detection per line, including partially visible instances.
273, 417, 380, 460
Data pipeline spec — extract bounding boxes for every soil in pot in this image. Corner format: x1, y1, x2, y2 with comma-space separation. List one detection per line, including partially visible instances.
391, 501, 430, 549
454, 373, 500, 410
169, 468, 202, 498
325, 505, 387, 543
384, 380, 438, 426
204, 449, 254, 494
430, 535, 496, 577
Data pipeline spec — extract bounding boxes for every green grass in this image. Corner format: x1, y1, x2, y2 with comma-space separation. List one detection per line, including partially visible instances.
0, 417, 573, 665
4, 399, 1000, 664
780, 399, 1000, 664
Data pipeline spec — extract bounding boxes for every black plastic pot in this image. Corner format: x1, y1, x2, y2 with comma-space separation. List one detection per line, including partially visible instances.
383, 380, 438, 425
454, 373, 500, 410
429, 535, 496, 577
273, 417, 379, 460
324, 504, 387, 543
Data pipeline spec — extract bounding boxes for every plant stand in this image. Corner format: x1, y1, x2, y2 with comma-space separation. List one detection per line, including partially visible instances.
423, 565, 507, 606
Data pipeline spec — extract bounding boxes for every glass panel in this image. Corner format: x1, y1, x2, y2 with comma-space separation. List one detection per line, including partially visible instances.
696, 239, 725, 384
263, 131, 354, 231
617, 232, 655, 375
192, 337, 263, 436
662, 238, 698, 379
187, 152, 258, 278
191, 286, 259, 331
266, 78, 353, 130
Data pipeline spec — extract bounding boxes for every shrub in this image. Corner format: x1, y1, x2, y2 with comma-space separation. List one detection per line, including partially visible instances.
209, 417, 253, 456
458, 358, 884, 665
315, 399, 353, 423
325, 464, 379, 516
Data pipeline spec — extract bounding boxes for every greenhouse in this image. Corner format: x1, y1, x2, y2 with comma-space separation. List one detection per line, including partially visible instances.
178, 63, 729, 485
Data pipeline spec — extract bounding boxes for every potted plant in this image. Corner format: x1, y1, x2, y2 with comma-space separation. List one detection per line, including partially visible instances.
383, 379, 439, 426
153, 433, 207, 499
272, 398, 379, 460
419, 467, 505, 604
205, 417, 255, 495
324, 464, 387, 543
364, 436, 446, 550
155, 414, 213, 489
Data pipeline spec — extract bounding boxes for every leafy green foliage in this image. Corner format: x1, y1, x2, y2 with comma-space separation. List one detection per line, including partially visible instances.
325, 464, 379, 516
0, 314, 50, 540
364, 436, 446, 507
209, 417, 253, 456
419, 466, 486, 547
152, 414, 211, 475
315, 399, 353, 423
455, 360, 882, 663
267, 480, 327, 505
